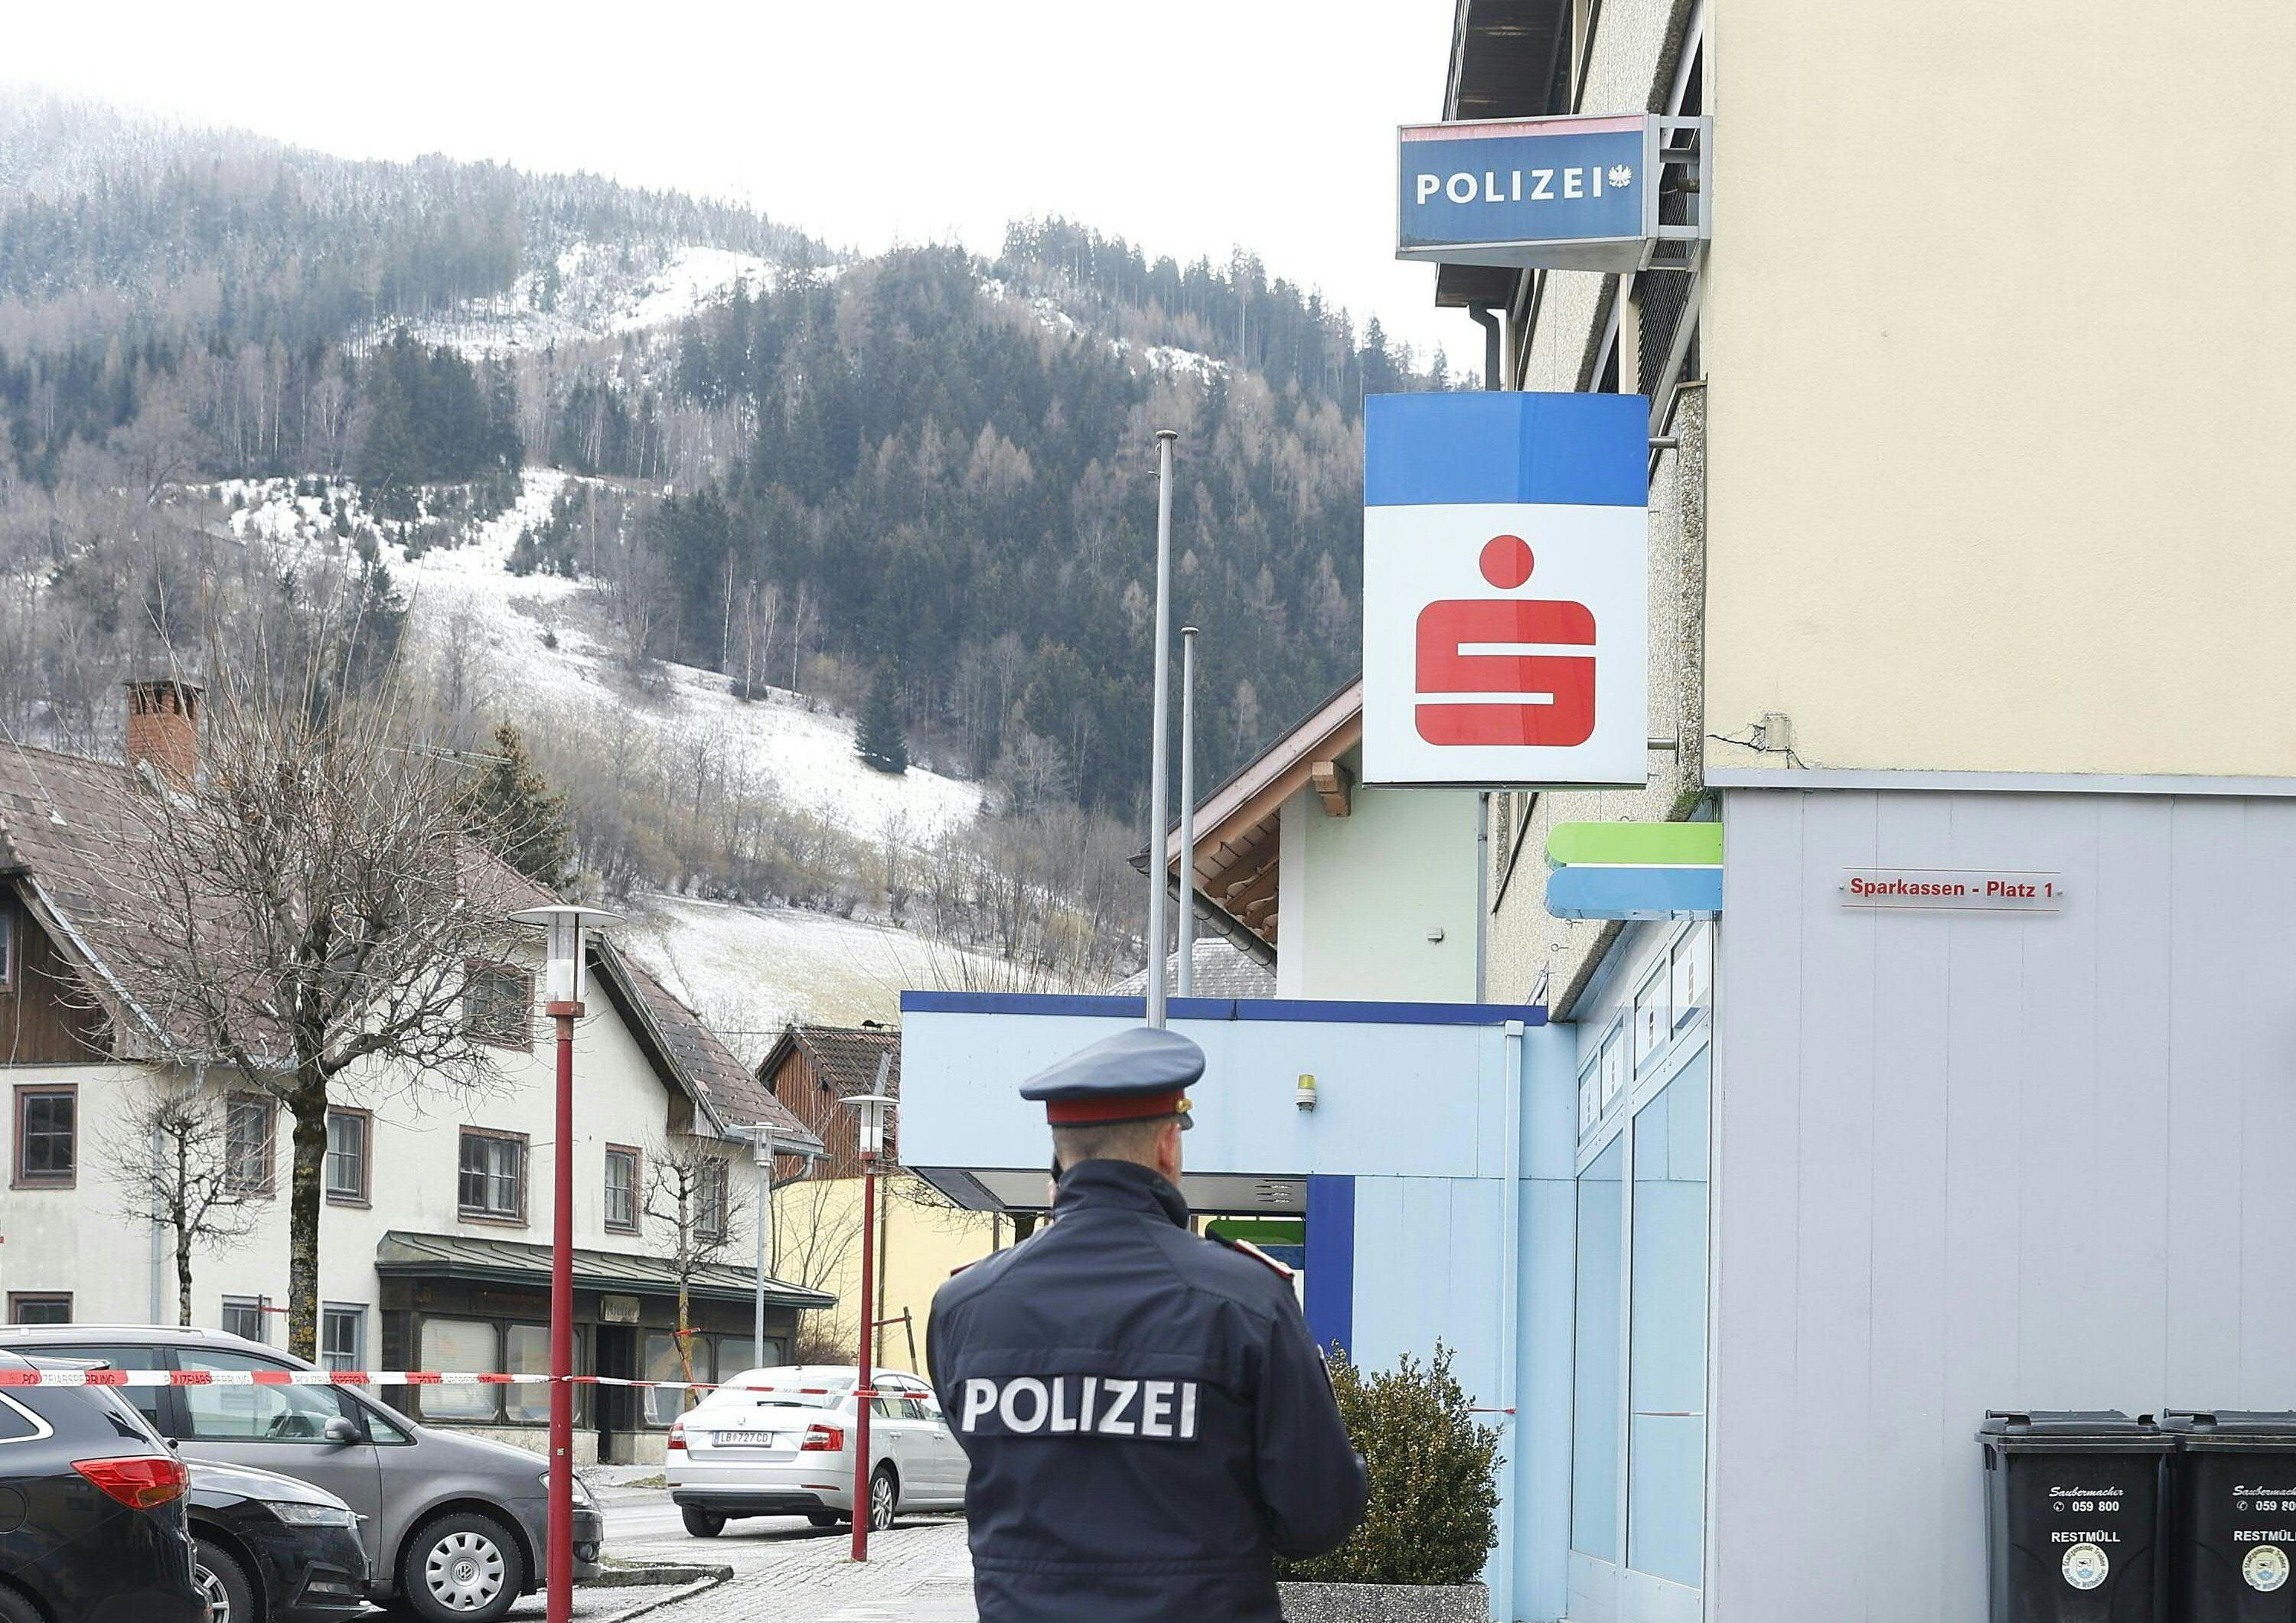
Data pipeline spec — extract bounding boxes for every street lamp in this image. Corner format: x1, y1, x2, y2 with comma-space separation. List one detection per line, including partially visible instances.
748, 1126, 821, 1370
510, 904, 622, 1623
843, 1078, 894, 1561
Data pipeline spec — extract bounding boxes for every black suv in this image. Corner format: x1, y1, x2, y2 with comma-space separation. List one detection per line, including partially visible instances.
0, 1349, 207, 1623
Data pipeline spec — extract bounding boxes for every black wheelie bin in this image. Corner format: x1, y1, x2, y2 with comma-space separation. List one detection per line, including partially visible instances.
2161, 1410, 2296, 1620
1980, 1410, 2168, 1621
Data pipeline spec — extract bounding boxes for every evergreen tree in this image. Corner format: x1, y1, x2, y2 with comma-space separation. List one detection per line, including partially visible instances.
462, 722, 574, 886
856, 673, 909, 776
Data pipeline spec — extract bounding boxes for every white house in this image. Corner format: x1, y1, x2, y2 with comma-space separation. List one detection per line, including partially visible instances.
0, 681, 829, 1463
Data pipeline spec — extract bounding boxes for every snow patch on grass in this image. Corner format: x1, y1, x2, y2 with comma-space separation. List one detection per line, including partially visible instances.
615, 891, 1019, 1061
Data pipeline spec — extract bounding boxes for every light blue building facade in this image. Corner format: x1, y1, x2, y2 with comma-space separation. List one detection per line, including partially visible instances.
902, 927, 1714, 1623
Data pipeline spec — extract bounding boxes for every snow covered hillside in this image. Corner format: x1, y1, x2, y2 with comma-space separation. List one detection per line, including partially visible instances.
217, 471, 977, 846
398, 242, 834, 357
614, 892, 1032, 1063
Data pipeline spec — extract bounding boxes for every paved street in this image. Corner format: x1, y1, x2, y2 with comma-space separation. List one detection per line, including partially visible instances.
513, 1484, 976, 1622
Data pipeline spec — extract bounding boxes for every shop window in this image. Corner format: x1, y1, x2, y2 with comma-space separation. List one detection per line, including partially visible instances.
325, 1111, 370, 1204
221, 1297, 267, 1344
417, 1318, 501, 1422
223, 1094, 275, 1194
506, 1324, 551, 1423
6, 1294, 69, 1325
14, 1087, 75, 1187
605, 1146, 640, 1233
458, 1129, 527, 1222
321, 1305, 365, 1372
1571, 1136, 1625, 1561
465, 963, 533, 1048
644, 1331, 693, 1427
718, 1338, 757, 1383
1628, 1053, 1711, 1587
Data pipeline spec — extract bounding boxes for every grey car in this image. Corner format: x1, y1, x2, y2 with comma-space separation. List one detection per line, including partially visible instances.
0, 1325, 603, 1622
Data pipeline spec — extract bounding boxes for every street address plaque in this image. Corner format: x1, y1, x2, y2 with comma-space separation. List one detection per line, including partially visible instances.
1841, 869, 2064, 912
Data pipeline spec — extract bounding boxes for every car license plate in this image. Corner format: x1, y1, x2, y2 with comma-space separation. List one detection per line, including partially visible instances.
713, 1429, 779, 1447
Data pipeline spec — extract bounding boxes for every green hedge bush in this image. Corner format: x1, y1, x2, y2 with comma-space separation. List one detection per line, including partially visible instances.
1277, 1342, 1502, 1587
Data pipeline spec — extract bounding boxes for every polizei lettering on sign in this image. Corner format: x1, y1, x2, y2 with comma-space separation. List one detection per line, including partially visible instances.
1397, 112, 1710, 273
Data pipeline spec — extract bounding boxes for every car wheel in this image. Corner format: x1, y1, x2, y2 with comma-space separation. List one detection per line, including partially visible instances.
868, 1464, 899, 1532
397, 1511, 525, 1622
680, 1505, 725, 1538
0, 1587, 38, 1623
194, 1537, 258, 1623
805, 1509, 842, 1528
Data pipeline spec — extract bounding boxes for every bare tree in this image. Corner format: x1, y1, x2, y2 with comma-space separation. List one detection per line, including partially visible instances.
99, 1078, 263, 1326
645, 1135, 751, 1403
98, 638, 527, 1360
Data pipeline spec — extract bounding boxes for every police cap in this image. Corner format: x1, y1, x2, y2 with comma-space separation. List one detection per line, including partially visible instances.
1019, 1025, 1203, 1129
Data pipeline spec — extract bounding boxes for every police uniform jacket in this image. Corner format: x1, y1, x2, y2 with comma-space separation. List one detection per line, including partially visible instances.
928, 1158, 1368, 1623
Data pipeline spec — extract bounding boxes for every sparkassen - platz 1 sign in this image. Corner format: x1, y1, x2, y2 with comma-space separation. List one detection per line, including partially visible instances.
1397, 112, 1707, 273
1362, 392, 1649, 788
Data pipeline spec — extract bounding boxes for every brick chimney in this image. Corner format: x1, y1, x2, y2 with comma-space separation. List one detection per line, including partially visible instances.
124, 679, 203, 783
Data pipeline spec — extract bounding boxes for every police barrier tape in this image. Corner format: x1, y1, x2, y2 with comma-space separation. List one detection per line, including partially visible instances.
0, 1367, 1522, 1413
0, 1369, 856, 1393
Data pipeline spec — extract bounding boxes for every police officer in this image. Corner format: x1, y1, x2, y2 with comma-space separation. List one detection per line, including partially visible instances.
928, 1026, 1368, 1622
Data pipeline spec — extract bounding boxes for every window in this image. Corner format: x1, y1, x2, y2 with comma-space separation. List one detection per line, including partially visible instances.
416, 1319, 500, 1422
604, 1146, 640, 1233
221, 1298, 267, 1344
505, 1325, 550, 1423
320, 1305, 365, 1373
644, 1331, 691, 1427
325, 1111, 370, 1204
1628, 1054, 1711, 1587
1571, 1136, 1625, 1561
464, 963, 533, 1048
458, 1130, 526, 1222
14, 1087, 75, 1187
0, 910, 14, 988
46, 1344, 162, 1430
223, 1094, 275, 1194
181, 1348, 347, 1442
696, 1159, 729, 1241
6, 1294, 69, 1325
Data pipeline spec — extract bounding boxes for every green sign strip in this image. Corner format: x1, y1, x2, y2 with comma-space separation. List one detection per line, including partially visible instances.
1544, 820, 1722, 869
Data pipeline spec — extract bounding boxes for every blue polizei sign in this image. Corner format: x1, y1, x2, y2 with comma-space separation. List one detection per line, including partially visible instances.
1398, 114, 1686, 272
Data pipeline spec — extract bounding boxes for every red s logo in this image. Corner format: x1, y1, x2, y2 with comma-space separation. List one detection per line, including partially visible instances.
1414, 535, 1596, 748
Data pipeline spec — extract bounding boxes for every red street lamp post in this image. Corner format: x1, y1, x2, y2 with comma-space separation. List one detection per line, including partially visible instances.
511, 905, 621, 1623
843, 1085, 895, 1562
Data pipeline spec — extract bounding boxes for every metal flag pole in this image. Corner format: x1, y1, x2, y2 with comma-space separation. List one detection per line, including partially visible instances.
1177, 625, 1199, 999
1145, 429, 1178, 1028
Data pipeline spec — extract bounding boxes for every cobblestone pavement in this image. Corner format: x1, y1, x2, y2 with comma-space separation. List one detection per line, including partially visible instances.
504, 1487, 977, 1622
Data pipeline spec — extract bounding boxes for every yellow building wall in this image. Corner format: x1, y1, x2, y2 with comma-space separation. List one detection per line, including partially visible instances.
1702, 0, 2296, 779
771, 1173, 1001, 1377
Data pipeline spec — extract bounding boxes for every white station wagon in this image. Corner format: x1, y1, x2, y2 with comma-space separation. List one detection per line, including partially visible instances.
665, 1365, 969, 1536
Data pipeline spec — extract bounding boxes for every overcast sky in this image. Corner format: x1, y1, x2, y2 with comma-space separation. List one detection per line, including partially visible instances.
13, 0, 1471, 362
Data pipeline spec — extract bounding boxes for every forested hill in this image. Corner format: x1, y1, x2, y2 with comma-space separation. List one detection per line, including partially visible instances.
0, 93, 1444, 827
0, 96, 819, 347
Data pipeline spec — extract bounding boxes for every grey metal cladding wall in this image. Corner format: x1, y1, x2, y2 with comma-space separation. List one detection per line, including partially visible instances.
1711, 788, 2296, 1621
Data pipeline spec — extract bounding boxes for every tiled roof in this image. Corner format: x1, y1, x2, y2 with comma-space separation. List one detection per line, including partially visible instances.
779, 1024, 902, 1100
0, 741, 198, 1047
0, 734, 818, 1150
595, 941, 820, 1150
1109, 938, 1277, 999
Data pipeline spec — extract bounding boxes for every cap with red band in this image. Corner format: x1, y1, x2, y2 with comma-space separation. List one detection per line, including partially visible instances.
1019, 1026, 1204, 1129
